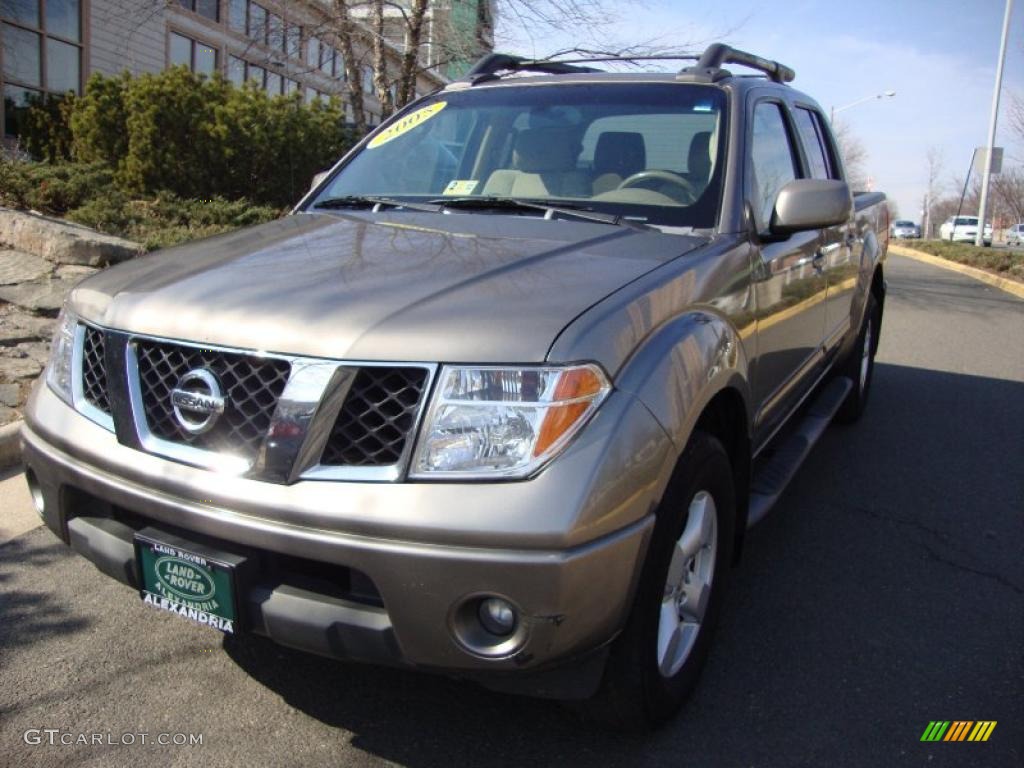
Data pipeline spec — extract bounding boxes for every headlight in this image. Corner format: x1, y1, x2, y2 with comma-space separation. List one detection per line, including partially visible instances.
46, 308, 77, 405
411, 364, 610, 478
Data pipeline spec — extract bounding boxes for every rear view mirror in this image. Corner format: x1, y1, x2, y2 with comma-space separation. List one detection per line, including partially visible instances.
769, 179, 852, 236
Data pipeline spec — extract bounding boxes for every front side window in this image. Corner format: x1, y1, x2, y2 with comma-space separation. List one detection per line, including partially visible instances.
310, 83, 728, 229
749, 102, 798, 229
793, 106, 831, 180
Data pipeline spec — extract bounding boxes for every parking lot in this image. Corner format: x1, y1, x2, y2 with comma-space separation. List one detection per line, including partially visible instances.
1, 254, 1022, 767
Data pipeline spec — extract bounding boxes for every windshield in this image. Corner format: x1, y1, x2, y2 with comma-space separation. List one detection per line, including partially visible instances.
310, 83, 728, 228
954, 217, 978, 226
894, 220, 914, 226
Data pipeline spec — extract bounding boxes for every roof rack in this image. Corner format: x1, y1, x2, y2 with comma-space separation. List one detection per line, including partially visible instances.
455, 44, 795, 87
678, 43, 795, 84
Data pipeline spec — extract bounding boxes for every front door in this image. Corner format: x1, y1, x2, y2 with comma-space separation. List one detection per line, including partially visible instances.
747, 99, 828, 442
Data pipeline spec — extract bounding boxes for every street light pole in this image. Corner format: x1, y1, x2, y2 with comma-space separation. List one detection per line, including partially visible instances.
975, 0, 1014, 247
830, 90, 896, 123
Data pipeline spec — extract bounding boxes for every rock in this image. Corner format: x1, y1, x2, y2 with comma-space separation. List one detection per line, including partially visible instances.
0, 404, 16, 424
0, 310, 54, 344
0, 249, 51, 285
15, 342, 50, 367
0, 383, 19, 407
0, 277, 79, 314
0, 207, 143, 267
0, 354, 43, 380
55, 264, 100, 282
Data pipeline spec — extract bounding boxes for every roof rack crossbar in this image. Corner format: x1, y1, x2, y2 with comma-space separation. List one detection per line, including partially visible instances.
462, 53, 603, 83
681, 43, 795, 83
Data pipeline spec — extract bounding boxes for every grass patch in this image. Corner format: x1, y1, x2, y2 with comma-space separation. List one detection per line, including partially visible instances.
900, 240, 1024, 282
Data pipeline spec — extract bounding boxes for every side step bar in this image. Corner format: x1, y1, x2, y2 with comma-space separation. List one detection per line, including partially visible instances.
747, 376, 853, 528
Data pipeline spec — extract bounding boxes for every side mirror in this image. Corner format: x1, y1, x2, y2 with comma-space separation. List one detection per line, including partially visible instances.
769, 179, 852, 237
309, 170, 330, 193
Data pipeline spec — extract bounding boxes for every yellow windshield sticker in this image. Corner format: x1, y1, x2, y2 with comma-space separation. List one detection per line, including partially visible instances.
443, 179, 479, 196
367, 102, 447, 149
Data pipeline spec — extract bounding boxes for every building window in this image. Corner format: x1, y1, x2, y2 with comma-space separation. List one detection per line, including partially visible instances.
265, 70, 281, 95
319, 44, 334, 75
304, 87, 320, 104
285, 23, 301, 59
228, 0, 246, 32
248, 63, 265, 87
306, 36, 319, 69
285, 78, 298, 96
247, 3, 266, 43
362, 65, 373, 94
267, 12, 284, 52
178, 0, 219, 22
169, 31, 218, 76
228, 54, 246, 86
1, 0, 84, 138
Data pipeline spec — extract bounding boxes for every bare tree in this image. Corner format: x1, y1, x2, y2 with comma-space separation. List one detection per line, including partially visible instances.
923, 146, 944, 237
991, 166, 1024, 225
832, 120, 869, 191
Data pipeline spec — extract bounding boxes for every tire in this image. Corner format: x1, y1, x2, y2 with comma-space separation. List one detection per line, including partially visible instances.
834, 292, 880, 424
583, 431, 736, 730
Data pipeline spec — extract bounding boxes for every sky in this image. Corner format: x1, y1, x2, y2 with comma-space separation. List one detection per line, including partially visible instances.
496, 0, 1024, 222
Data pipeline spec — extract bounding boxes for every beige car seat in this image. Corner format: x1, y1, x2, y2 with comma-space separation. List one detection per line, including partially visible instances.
482, 128, 590, 198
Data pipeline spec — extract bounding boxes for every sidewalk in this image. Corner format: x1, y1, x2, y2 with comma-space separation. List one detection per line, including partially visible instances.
0, 467, 38, 544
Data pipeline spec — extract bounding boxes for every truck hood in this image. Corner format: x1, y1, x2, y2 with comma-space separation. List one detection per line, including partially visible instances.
70, 211, 705, 363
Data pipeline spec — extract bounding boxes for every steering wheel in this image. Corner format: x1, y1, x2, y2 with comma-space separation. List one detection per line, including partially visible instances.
618, 170, 696, 204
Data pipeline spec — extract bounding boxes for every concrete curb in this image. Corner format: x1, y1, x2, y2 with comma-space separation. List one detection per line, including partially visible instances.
0, 421, 23, 470
889, 244, 1024, 299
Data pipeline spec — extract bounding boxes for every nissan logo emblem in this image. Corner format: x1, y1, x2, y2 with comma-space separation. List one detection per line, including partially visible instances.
170, 369, 226, 435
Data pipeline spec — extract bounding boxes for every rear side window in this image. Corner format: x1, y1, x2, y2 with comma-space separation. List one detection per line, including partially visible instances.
793, 107, 833, 180
749, 102, 798, 228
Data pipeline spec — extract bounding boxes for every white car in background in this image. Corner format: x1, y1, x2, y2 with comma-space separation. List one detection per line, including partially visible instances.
1004, 223, 1024, 246
939, 216, 992, 246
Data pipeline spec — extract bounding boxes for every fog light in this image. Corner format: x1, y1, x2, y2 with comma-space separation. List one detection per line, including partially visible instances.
478, 597, 517, 636
25, 470, 44, 518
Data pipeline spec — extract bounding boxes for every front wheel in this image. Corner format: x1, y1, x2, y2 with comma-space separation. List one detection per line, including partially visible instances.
835, 293, 880, 424
584, 431, 735, 729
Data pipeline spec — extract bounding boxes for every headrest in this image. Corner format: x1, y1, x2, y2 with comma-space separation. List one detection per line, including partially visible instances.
688, 131, 712, 182
514, 128, 579, 173
593, 132, 646, 177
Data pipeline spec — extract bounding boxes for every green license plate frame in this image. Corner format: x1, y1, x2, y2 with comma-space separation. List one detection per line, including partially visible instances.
134, 527, 247, 635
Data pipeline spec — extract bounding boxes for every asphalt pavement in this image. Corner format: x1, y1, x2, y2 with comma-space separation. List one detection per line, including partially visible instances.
1, 253, 1021, 767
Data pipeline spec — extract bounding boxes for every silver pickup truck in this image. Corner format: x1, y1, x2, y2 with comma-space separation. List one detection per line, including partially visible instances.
21, 44, 887, 727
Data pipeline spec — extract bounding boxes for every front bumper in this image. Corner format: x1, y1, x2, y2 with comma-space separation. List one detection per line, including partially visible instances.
22, 380, 670, 695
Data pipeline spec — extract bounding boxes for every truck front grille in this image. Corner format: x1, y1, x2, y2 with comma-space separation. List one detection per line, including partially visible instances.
134, 341, 291, 461
81, 325, 111, 414
321, 367, 429, 467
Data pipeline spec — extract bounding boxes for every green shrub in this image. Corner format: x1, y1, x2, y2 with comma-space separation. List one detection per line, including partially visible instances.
0, 157, 114, 213
66, 192, 283, 251
12, 68, 358, 210
18, 93, 75, 163
71, 72, 131, 166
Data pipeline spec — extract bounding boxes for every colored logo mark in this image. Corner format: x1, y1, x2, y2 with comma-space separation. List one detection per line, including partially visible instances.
920, 721, 997, 742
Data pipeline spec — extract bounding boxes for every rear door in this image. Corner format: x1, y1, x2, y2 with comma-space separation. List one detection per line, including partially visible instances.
792, 105, 857, 352
748, 98, 828, 441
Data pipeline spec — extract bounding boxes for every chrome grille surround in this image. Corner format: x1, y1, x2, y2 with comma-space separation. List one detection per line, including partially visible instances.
66, 323, 437, 481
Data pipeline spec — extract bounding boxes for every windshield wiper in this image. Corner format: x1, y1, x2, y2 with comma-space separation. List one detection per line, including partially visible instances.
314, 195, 441, 213
429, 196, 651, 231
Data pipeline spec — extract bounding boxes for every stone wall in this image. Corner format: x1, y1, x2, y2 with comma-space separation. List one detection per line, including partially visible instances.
0, 209, 142, 425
